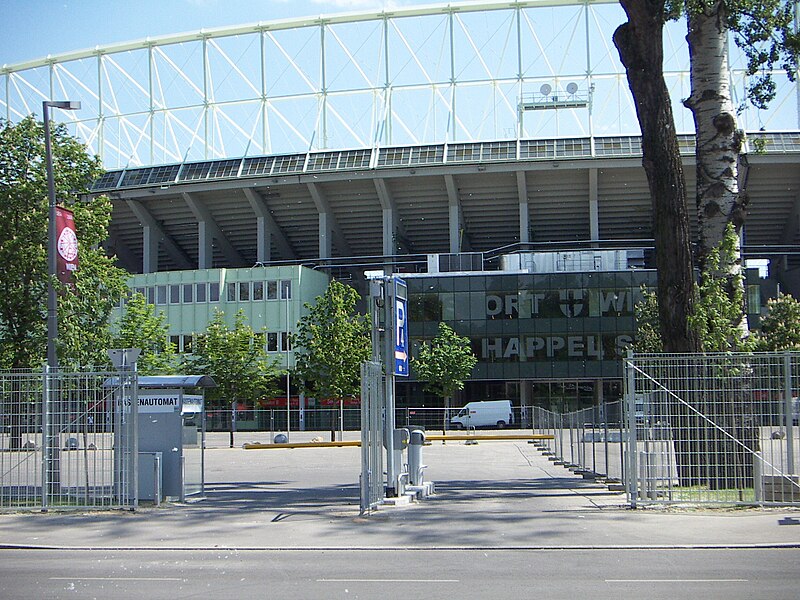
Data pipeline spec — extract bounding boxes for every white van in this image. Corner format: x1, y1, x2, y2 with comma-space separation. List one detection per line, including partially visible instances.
450, 400, 513, 429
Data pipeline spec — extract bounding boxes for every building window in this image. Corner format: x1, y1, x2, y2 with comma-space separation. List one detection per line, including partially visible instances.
183, 334, 193, 353
280, 280, 292, 300
170, 284, 180, 304
147, 287, 155, 305
239, 282, 250, 301
253, 281, 264, 301
267, 280, 278, 300
227, 282, 236, 302
156, 285, 167, 305
183, 284, 194, 303
196, 282, 206, 303
209, 282, 220, 302
169, 335, 180, 350
134, 287, 145, 299
280, 331, 292, 352
267, 332, 278, 352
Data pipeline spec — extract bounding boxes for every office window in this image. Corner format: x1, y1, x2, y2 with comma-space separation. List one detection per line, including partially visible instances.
239, 282, 250, 301
195, 283, 206, 303
147, 287, 155, 305
280, 280, 292, 300
226, 282, 236, 301
156, 285, 167, 305
253, 281, 264, 301
267, 332, 278, 352
170, 284, 180, 304
280, 332, 292, 352
183, 335, 193, 353
134, 287, 145, 299
266, 280, 278, 300
209, 282, 220, 302
183, 284, 194, 303
169, 335, 180, 350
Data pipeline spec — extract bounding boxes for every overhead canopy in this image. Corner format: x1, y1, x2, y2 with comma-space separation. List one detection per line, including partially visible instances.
104, 375, 217, 389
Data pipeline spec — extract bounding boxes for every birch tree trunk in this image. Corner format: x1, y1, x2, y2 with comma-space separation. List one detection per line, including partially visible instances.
685, 3, 749, 338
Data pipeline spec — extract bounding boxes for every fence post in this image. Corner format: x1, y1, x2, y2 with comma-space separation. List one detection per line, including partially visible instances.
41, 365, 49, 511
753, 451, 763, 505
625, 352, 638, 508
785, 352, 795, 476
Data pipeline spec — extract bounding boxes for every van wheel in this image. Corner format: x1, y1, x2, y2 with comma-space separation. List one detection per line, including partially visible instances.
496, 421, 506, 429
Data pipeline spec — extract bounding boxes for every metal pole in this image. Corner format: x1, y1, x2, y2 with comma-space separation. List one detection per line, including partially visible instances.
286, 282, 291, 441
43, 103, 58, 372
43, 100, 80, 506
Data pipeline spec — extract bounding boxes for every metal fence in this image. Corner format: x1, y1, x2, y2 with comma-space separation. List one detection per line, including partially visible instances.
360, 361, 384, 513
0, 368, 137, 511
530, 402, 626, 483
625, 352, 800, 507
206, 405, 534, 436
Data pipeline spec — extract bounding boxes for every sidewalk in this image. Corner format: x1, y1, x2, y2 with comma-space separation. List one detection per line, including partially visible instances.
0, 432, 798, 550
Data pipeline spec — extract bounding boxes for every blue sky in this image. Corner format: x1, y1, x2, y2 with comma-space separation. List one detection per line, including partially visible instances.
1, 0, 431, 66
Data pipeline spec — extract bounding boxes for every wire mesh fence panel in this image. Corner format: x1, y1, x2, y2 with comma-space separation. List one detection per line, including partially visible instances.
0, 369, 136, 511
360, 361, 384, 513
625, 352, 800, 507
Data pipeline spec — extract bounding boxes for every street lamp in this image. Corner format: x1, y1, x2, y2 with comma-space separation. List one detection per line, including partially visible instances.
43, 100, 81, 370
42, 99, 80, 503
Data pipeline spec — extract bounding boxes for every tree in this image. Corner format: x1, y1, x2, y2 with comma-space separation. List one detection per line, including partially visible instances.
291, 280, 371, 401
686, 0, 799, 265
190, 309, 280, 411
413, 322, 477, 430
684, 1, 798, 341
112, 292, 178, 375
613, 2, 700, 354
0, 116, 127, 370
758, 293, 800, 351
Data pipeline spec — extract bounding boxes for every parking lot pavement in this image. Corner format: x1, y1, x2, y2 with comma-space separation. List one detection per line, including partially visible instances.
0, 431, 798, 550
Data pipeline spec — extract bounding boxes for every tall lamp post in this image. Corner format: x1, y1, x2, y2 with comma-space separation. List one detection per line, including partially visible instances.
42, 100, 80, 503
43, 100, 81, 370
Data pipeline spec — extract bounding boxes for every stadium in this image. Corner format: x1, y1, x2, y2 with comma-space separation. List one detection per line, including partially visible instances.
3, 0, 799, 413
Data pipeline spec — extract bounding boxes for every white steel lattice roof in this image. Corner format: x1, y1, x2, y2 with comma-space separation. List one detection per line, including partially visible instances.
3, 0, 798, 169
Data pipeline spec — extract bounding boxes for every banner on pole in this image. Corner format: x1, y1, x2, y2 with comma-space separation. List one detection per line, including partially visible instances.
56, 206, 78, 286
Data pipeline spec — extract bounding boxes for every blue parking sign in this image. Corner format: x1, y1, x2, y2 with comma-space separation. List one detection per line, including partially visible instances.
394, 296, 409, 376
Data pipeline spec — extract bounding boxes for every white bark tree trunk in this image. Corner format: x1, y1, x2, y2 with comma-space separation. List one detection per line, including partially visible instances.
685, 3, 749, 336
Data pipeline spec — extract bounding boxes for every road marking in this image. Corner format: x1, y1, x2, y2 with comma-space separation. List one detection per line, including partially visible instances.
50, 577, 182, 582
317, 579, 459, 583
606, 579, 747, 583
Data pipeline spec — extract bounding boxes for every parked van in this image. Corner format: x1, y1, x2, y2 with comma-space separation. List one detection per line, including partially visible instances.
450, 400, 513, 429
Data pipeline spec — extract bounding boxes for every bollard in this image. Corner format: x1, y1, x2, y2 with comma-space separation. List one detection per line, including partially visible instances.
408, 429, 426, 486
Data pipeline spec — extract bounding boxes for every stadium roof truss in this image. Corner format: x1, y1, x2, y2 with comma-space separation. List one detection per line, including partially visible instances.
3, 0, 799, 169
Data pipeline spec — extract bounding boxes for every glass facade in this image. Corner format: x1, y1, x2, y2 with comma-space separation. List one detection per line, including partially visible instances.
407, 270, 658, 381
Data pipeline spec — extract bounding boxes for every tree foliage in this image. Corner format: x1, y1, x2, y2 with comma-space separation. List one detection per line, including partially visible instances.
413, 322, 477, 400
112, 292, 178, 375
291, 280, 371, 400
690, 223, 755, 352
635, 224, 757, 352
758, 293, 800, 351
0, 116, 127, 369
190, 309, 280, 409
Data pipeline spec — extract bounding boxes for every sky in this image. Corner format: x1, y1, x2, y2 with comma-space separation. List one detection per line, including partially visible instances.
1, 0, 442, 67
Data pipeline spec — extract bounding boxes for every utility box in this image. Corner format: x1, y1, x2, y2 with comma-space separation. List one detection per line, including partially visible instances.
135, 376, 215, 502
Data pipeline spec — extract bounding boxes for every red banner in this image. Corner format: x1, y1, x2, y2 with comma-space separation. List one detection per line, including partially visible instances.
55, 206, 78, 286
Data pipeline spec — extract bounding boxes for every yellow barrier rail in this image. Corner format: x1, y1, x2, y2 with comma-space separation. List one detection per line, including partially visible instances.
242, 433, 553, 449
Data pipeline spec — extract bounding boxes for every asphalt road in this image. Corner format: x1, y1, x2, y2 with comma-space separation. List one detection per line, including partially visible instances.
1, 547, 797, 600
